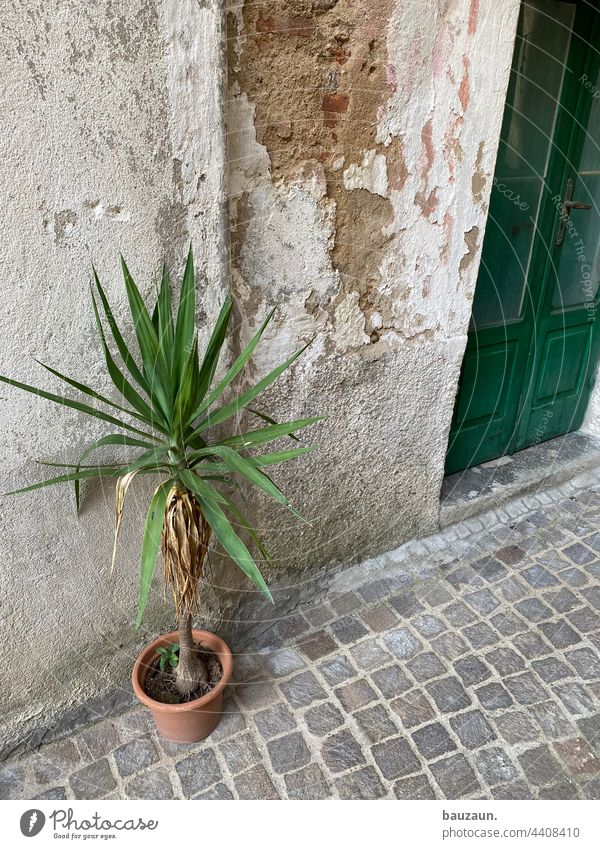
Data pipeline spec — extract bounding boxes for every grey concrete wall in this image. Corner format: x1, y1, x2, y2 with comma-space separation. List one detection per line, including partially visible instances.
0, 0, 227, 750
0, 0, 520, 749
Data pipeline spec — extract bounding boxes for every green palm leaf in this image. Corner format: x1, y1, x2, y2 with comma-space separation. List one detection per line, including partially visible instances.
73, 433, 158, 512
188, 307, 275, 423
191, 342, 311, 437
192, 483, 273, 603
219, 416, 324, 449
195, 293, 232, 406
90, 291, 167, 432
136, 480, 173, 627
172, 246, 196, 388
92, 268, 150, 395
172, 337, 200, 439
120, 257, 171, 421
5, 447, 168, 496
154, 264, 175, 366
0, 374, 156, 439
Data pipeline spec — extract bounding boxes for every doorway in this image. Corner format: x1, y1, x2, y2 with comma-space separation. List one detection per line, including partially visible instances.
446, 0, 600, 475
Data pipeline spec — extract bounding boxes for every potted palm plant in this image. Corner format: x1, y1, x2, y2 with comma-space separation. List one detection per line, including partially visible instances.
0, 248, 321, 742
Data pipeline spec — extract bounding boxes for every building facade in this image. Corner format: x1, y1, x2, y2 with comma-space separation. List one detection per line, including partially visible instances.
2, 0, 599, 748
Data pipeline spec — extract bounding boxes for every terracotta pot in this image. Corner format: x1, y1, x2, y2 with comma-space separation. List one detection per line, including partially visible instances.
132, 629, 233, 743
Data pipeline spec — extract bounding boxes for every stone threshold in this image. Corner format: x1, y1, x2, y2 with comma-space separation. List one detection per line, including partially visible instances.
440, 431, 600, 529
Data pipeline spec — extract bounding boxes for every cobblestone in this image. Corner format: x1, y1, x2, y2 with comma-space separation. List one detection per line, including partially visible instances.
2, 476, 600, 800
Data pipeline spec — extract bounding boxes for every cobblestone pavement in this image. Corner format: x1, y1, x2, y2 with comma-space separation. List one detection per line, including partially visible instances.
2, 471, 600, 801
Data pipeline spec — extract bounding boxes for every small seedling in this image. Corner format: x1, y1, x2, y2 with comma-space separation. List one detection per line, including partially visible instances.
156, 643, 179, 673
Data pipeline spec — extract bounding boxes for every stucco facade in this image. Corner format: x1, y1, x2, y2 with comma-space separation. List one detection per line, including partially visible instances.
0, 0, 523, 750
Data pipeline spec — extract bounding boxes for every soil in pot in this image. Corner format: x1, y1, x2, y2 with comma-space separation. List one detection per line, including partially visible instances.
143, 642, 223, 705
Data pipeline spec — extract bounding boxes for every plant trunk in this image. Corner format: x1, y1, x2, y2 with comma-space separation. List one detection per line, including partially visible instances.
175, 610, 208, 696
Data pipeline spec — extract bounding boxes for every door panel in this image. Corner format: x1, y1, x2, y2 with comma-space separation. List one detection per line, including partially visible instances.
470, 0, 575, 330
535, 326, 592, 403
445, 341, 520, 471
446, 0, 600, 475
552, 94, 600, 308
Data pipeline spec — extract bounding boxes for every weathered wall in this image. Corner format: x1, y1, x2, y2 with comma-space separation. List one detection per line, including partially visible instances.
0, 0, 522, 749
0, 0, 227, 750
224, 0, 522, 630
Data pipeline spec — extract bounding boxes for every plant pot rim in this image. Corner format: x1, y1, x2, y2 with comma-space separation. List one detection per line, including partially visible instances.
132, 628, 233, 714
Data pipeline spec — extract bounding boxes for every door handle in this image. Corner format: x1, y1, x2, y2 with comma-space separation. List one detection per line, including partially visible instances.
555, 177, 592, 245
564, 201, 593, 210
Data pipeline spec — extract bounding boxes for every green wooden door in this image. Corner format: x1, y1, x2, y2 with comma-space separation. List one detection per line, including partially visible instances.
446, 0, 600, 475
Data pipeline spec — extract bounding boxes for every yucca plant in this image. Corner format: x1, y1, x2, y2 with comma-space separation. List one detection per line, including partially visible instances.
0, 247, 321, 696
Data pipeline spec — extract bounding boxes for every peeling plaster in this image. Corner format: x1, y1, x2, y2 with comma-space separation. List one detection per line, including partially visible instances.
342, 149, 388, 197
225, 0, 522, 614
